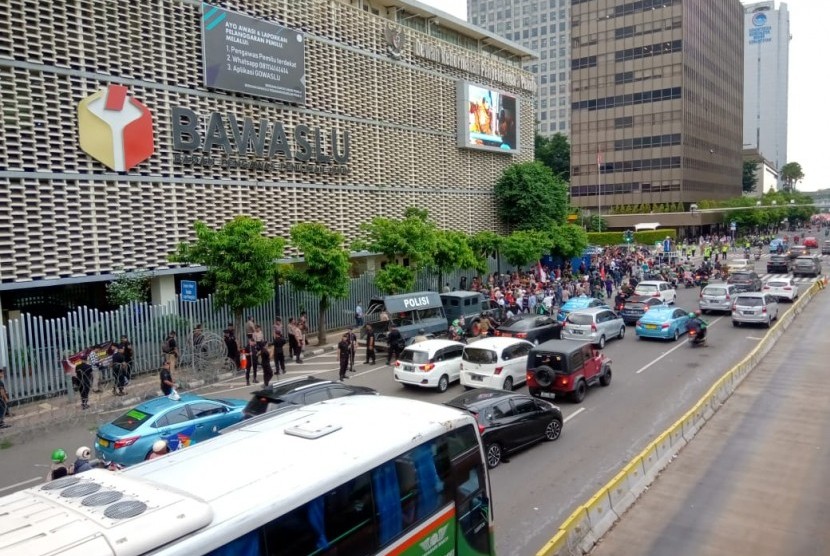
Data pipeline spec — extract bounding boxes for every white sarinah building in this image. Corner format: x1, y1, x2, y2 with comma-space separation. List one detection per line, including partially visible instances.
742, 1, 790, 190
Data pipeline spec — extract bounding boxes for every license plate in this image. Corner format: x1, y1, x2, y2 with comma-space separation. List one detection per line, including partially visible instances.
404, 364, 414, 372
741, 310, 754, 315
500, 332, 512, 337
645, 324, 657, 330
539, 391, 556, 399
97, 438, 110, 448
471, 374, 484, 382
572, 329, 583, 335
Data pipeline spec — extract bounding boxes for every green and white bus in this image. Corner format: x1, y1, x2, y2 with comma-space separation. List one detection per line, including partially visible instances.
0, 395, 494, 555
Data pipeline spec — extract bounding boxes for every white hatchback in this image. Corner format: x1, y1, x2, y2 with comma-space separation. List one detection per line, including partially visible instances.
394, 339, 465, 393
763, 277, 798, 302
634, 280, 677, 304
460, 337, 534, 391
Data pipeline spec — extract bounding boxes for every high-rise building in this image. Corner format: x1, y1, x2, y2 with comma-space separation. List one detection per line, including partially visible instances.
743, 1, 790, 190
469, 0, 572, 136
569, 0, 745, 211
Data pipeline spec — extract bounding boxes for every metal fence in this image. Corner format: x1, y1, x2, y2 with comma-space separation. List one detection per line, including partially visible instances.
0, 260, 498, 403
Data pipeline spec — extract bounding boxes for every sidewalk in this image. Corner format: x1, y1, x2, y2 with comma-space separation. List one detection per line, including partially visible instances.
0, 329, 347, 447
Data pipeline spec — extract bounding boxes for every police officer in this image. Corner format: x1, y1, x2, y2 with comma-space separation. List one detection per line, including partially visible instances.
386, 326, 403, 365
75, 356, 94, 410
363, 324, 376, 365
338, 334, 350, 381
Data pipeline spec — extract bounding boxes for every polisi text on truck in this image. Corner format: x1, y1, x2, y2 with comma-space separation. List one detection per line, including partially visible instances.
403, 296, 431, 309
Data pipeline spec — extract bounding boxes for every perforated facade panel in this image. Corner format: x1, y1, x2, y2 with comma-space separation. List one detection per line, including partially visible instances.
0, 0, 535, 285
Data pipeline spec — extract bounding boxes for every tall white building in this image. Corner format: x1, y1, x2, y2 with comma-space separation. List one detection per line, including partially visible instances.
743, 1, 790, 189
469, 0, 571, 136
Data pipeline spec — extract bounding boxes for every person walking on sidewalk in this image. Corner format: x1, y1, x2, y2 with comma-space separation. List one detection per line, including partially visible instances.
0, 368, 10, 428
162, 331, 179, 374
347, 327, 358, 372
159, 360, 175, 397
363, 324, 376, 365
272, 331, 287, 375
338, 334, 350, 381
75, 357, 93, 410
260, 342, 274, 387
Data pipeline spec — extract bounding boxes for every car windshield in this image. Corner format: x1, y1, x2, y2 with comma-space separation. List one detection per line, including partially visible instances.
636, 284, 657, 292
566, 313, 594, 325
767, 281, 788, 287
704, 287, 726, 296
731, 273, 752, 280
399, 349, 429, 364
736, 297, 763, 307
112, 408, 152, 431
463, 348, 497, 364
502, 317, 533, 329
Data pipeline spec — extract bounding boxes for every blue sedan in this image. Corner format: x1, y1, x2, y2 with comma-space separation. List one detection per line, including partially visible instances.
557, 296, 609, 322
95, 394, 247, 465
635, 306, 692, 341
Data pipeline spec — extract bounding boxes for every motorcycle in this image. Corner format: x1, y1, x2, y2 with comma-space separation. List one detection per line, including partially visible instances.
688, 325, 706, 347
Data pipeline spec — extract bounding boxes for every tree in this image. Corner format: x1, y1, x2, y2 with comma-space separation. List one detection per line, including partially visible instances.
780, 162, 805, 192
430, 230, 481, 291
535, 132, 571, 181
469, 230, 504, 277
553, 224, 589, 258
374, 263, 415, 295
170, 216, 285, 326
501, 230, 549, 269
106, 272, 150, 306
353, 209, 436, 270
494, 161, 569, 231
586, 215, 607, 232
743, 159, 759, 193
283, 223, 351, 345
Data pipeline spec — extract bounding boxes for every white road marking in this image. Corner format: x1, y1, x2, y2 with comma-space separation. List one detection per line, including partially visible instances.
0, 477, 42, 493
564, 407, 586, 423
636, 317, 724, 374
746, 336, 765, 340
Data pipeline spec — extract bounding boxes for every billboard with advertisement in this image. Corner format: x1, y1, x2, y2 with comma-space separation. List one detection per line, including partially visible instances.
457, 82, 519, 153
201, 3, 306, 104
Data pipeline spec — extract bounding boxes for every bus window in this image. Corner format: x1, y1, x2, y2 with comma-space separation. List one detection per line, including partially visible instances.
453, 452, 492, 555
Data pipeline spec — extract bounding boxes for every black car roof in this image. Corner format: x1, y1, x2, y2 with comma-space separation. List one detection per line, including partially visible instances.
445, 388, 518, 411
530, 338, 592, 356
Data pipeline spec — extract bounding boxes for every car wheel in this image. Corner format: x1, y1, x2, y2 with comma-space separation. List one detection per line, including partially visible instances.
502, 377, 514, 391
672, 329, 679, 342
599, 365, 612, 386
765, 317, 771, 328
485, 443, 503, 468
437, 374, 449, 393
463, 385, 474, 391
733, 320, 740, 327
597, 335, 606, 349
570, 380, 587, 403
618, 326, 626, 340
544, 418, 563, 441
701, 309, 709, 315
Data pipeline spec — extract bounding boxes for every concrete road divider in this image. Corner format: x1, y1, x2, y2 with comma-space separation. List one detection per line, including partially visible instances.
536, 279, 824, 556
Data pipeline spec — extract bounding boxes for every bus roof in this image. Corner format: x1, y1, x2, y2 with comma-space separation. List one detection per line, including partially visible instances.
0, 396, 474, 556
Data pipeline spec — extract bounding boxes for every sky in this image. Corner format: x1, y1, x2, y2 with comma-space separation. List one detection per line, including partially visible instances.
419, 0, 824, 191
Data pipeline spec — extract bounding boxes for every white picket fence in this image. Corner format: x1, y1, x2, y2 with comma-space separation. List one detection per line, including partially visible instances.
0, 262, 498, 402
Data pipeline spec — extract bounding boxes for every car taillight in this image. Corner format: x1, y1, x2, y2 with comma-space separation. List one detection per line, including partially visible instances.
394, 361, 401, 367
652, 292, 660, 297
494, 330, 502, 336
494, 366, 504, 375
419, 363, 435, 372
762, 307, 767, 313
478, 423, 486, 435
763, 285, 770, 290
559, 377, 568, 386
661, 323, 669, 329
644, 306, 650, 311
515, 332, 528, 338
591, 323, 597, 332
114, 436, 140, 449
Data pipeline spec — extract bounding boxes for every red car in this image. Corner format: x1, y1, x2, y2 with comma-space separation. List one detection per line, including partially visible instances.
803, 237, 819, 248
526, 339, 611, 403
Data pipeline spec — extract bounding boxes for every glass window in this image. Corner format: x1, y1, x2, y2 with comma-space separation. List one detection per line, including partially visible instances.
400, 349, 430, 364
303, 389, 330, 404
155, 406, 191, 427
512, 397, 537, 415
113, 408, 152, 431
327, 386, 355, 399
189, 401, 226, 419
463, 348, 497, 364
488, 400, 515, 420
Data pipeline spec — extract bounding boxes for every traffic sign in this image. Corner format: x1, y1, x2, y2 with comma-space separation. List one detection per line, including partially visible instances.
730, 221, 737, 231
181, 280, 198, 302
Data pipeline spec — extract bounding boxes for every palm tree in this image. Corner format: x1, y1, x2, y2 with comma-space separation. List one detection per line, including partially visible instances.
780, 162, 805, 192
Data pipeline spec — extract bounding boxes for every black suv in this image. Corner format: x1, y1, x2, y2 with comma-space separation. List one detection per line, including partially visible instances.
619, 295, 665, 325
766, 254, 791, 274
727, 271, 762, 293
242, 376, 377, 418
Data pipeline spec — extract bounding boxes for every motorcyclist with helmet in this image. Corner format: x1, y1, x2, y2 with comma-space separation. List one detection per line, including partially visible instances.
72, 446, 95, 474
46, 449, 70, 482
687, 310, 708, 344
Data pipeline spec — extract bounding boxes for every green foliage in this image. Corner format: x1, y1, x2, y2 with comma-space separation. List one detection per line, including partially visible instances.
375, 263, 415, 295
586, 215, 607, 232
501, 230, 549, 269
353, 209, 436, 270
534, 132, 571, 181
743, 159, 759, 193
283, 222, 351, 344
635, 229, 676, 245
403, 206, 430, 222
106, 272, 150, 306
494, 161, 569, 230
170, 216, 284, 321
549, 224, 588, 258
586, 232, 624, 246
585, 229, 677, 246
780, 162, 805, 191
468, 230, 503, 260
431, 230, 482, 288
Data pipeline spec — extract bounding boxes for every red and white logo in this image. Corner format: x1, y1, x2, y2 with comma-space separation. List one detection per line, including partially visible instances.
77, 84, 154, 171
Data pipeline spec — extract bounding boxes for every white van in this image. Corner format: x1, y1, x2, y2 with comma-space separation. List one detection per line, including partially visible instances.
393, 339, 465, 392
460, 337, 534, 391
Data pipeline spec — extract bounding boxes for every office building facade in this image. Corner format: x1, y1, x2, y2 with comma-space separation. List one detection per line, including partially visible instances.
0, 0, 535, 316
743, 1, 789, 189
569, 0, 745, 211
469, 0, 572, 136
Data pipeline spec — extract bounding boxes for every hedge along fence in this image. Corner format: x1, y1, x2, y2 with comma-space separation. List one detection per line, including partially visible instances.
587, 229, 676, 247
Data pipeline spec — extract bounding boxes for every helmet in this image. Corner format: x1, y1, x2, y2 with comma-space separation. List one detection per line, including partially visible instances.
152, 440, 167, 453
51, 449, 67, 463
76, 446, 91, 460
452, 320, 459, 326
